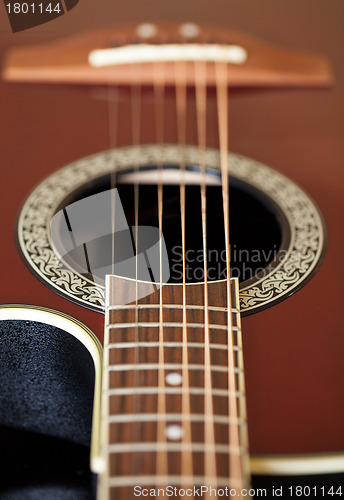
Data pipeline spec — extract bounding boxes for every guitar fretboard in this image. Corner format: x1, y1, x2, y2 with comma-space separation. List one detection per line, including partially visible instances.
98, 276, 250, 499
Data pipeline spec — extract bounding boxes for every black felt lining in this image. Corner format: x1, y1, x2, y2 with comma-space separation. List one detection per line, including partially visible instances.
0, 320, 96, 499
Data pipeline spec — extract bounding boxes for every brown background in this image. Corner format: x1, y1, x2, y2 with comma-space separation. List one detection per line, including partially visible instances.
0, 0, 343, 455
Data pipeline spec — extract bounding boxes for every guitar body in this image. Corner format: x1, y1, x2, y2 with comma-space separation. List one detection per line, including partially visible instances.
0, 0, 343, 497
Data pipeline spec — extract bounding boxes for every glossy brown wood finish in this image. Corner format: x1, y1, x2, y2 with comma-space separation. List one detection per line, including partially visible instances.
0, 0, 343, 458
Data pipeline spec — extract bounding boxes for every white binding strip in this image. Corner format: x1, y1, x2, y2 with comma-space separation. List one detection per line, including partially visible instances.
89, 44, 247, 68
0, 307, 99, 361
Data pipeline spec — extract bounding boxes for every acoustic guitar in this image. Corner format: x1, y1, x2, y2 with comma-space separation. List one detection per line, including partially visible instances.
0, 6, 343, 500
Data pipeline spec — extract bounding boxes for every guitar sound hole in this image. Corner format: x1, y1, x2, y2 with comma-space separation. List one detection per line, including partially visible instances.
53, 166, 283, 286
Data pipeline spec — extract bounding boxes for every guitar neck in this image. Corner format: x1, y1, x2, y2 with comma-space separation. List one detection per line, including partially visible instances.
98, 275, 250, 499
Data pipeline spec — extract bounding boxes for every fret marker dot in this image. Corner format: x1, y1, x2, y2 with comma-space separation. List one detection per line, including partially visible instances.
165, 372, 182, 386
179, 23, 200, 38
136, 23, 158, 39
165, 425, 184, 441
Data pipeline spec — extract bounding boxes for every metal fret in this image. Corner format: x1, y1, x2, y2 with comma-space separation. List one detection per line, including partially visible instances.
106, 322, 230, 330
100, 276, 251, 495
107, 304, 234, 312
106, 442, 245, 454
103, 475, 233, 488
105, 363, 241, 373
106, 387, 244, 397
107, 413, 246, 424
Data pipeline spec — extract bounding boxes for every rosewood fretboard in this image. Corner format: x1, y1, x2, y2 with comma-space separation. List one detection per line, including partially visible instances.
97, 275, 250, 499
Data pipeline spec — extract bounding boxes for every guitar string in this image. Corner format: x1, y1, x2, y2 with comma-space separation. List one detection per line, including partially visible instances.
153, 60, 169, 483
107, 78, 143, 481
174, 58, 194, 484
107, 85, 119, 277
194, 57, 218, 495
130, 64, 143, 475
106, 84, 119, 485
215, 58, 244, 493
